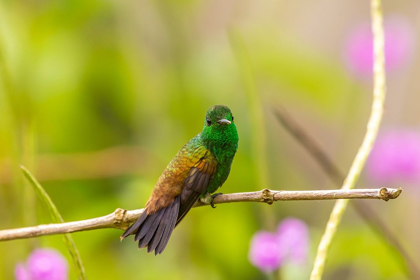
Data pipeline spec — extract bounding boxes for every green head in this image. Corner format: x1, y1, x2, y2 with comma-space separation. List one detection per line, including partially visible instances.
201, 105, 239, 158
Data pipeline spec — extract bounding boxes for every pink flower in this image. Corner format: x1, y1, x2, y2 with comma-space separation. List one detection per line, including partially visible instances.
249, 218, 309, 273
344, 16, 415, 77
249, 231, 282, 273
367, 129, 420, 184
15, 249, 68, 280
277, 218, 309, 265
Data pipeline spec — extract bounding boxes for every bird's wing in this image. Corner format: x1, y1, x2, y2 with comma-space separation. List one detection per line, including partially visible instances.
176, 149, 217, 224
121, 144, 217, 255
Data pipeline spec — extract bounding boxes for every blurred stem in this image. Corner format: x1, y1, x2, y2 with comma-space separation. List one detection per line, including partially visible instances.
229, 31, 275, 229
275, 268, 282, 280
310, 0, 386, 279
21, 166, 87, 280
22, 120, 37, 232
266, 271, 276, 280
273, 106, 343, 185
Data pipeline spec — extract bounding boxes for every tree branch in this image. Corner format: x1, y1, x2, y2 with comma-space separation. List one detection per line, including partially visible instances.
0, 188, 401, 242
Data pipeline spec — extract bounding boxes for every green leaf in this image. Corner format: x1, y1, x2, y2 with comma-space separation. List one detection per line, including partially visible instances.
21, 165, 87, 280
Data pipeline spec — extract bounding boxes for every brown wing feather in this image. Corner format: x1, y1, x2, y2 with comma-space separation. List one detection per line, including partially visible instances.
121, 144, 217, 255
176, 159, 216, 225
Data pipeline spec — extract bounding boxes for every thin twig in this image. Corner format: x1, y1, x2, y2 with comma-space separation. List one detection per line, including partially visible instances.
0, 188, 401, 242
273, 106, 343, 186
310, 0, 386, 279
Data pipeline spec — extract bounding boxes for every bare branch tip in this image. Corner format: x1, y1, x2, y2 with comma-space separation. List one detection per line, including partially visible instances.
394, 188, 403, 199
379, 187, 402, 201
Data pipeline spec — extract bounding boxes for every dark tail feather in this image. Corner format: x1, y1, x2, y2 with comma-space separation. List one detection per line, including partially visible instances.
120, 211, 148, 240
120, 196, 181, 255
155, 196, 180, 255
147, 206, 172, 252
134, 209, 162, 242
137, 209, 165, 247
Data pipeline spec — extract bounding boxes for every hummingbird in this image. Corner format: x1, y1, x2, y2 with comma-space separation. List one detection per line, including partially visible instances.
121, 105, 239, 255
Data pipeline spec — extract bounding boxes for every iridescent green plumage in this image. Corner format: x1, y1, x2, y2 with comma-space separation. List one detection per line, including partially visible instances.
121, 105, 238, 254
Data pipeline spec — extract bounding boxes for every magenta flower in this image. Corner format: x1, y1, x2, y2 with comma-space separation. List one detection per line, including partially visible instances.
367, 129, 420, 184
249, 218, 309, 273
277, 218, 309, 265
249, 231, 282, 273
344, 16, 414, 77
15, 249, 68, 280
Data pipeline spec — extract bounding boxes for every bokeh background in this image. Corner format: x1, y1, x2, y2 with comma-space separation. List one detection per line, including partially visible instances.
0, 0, 419, 279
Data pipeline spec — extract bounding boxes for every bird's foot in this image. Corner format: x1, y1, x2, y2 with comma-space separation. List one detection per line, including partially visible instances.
209, 193, 223, 208
200, 192, 223, 208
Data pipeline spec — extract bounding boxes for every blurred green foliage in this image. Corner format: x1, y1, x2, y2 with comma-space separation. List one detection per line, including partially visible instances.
0, 1, 417, 279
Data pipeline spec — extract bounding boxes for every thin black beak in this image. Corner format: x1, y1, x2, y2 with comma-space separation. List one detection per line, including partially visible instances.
217, 119, 231, 125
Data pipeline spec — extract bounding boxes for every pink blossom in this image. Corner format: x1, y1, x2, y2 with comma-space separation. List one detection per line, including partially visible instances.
15, 248, 68, 280
344, 16, 414, 77
277, 218, 309, 265
249, 218, 309, 273
367, 129, 420, 184
249, 231, 282, 273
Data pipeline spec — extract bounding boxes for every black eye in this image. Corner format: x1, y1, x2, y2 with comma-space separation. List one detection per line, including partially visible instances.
206, 119, 212, 126
232, 116, 234, 122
